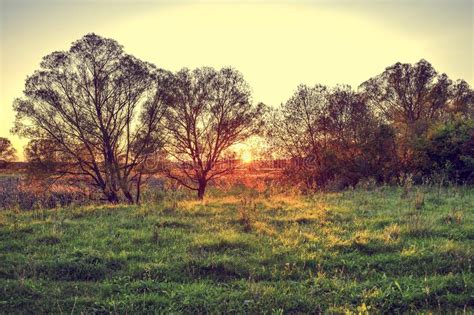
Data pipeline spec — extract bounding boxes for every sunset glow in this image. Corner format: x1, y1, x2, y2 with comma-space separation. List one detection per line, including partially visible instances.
1, 0, 472, 159
241, 150, 253, 164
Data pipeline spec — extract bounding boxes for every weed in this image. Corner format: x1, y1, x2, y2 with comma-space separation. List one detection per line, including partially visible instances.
405, 213, 433, 237
152, 223, 160, 243
353, 230, 370, 247
413, 190, 425, 210
443, 207, 464, 225
383, 224, 401, 242
399, 173, 414, 198
237, 196, 258, 232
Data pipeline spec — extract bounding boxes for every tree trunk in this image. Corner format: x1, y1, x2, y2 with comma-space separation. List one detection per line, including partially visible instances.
197, 179, 207, 200
105, 190, 119, 203
119, 178, 135, 204
135, 172, 143, 204
123, 189, 134, 204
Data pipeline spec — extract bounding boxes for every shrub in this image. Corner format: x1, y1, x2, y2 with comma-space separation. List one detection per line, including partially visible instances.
0, 176, 91, 210
422, 118, 474, 184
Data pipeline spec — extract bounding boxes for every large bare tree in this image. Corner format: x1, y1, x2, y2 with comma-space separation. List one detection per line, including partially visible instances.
12, 34, 165, 203
151, 67, 264, 199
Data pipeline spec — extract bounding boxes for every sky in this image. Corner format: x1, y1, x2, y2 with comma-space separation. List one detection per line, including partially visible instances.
0, 0, 473, 159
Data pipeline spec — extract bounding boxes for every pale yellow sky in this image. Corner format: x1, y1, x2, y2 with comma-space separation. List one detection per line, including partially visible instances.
1, 0, 473, 159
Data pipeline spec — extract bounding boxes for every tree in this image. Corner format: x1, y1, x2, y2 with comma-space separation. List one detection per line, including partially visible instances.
361, 59, 452, 125
360, 59, 473, 173
445, 80, 474, 119
269, 84, 328, 160
268, 84, 397, 189
152, 67, 265, 199
24, 138, 61, 178
324, 86, 398, 185
268, 84, 335, 188
0, 138, 16, 167
12, 34, 165, 203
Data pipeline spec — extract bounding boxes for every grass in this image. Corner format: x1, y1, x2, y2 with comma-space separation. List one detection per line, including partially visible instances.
0, 185, 473, 313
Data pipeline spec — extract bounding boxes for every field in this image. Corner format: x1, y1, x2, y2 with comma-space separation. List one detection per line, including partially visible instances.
1, 185, 473, 313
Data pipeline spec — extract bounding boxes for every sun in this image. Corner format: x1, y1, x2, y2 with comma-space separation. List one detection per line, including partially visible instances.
241, 150, 252, 163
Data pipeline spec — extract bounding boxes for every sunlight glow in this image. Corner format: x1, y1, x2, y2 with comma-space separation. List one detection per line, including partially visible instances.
241, 150, 253, 164
1, 1, 472, 159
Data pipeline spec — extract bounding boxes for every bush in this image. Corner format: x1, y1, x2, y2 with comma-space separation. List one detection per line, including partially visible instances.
423, 118, 474, 184
0, 176, 91, 210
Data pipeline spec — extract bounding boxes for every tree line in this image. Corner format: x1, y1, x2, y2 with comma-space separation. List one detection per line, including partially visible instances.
5, 33, 473, 202
269, 62, 473, 190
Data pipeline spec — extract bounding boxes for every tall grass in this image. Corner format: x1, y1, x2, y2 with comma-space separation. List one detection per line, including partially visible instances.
0, 185, 472, 313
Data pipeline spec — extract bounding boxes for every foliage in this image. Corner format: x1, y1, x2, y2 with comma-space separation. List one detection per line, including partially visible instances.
422, 118, 474, 183
268, 60, 472, 190
0, 137, 16, 166
361, 59, 473, 176
268, 85, 398, 189
10, 33, 474, 197
150, 67, 265, 199
12, 33, 165, 203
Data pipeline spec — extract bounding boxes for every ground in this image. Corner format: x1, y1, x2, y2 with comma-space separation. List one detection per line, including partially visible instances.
0, 186, 473, 313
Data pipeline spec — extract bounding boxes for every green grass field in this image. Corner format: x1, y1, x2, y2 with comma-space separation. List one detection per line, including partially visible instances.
1, 186, 473, 313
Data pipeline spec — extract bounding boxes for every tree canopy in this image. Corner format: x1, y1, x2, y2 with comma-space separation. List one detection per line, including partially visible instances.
0, 137, 16, 164
11, 34, 474, 198
149, 67, 265, 198
13, 33, 165, 203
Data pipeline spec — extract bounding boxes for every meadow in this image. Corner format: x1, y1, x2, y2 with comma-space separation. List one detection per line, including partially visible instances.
0, 185, 473, 313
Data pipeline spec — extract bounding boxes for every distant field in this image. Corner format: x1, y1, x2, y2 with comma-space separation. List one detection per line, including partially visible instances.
1, 186, 473, 313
